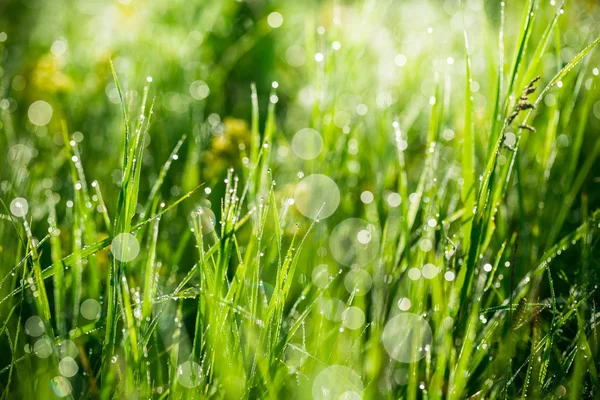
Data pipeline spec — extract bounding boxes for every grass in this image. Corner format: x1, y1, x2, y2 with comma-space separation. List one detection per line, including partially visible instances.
1, 0, 600, 398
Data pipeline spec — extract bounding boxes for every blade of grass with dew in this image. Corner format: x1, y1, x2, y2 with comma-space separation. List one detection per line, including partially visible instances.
456, 0, 539, 309
459, 210, 600, 386
141, 133, 186, 221
92, 180, 112, 235
503, 0, 538, 116
498, 34, 600, 255
519, 1, 568, 95
460, 4, 475, 246
142, 202, 160, 325
103, 63, 148, 388
62, 120, 102, 299
457, 31, 600, 317
486, 0, 505, 157
190, 212, 207, 364
48, 198, 66, 336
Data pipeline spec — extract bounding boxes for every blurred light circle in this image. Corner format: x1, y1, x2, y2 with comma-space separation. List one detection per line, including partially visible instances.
177, 360, 202, 388
344, 270, 372, 295
292, 128, 323, 160
28, 100, 53, 126
286, 45, 306, 67
194, 207, 216, 234
284, 343, 307, 368
51, 40, 67, 57
342, 307, 365, 330
394, 54, 407, 67
267, 12, 284, 28
408, 268, 421, 281
333, 111, 351, 128
394, 368, 409, 385
360, 191, 373, 204
356, 104, 368, 116
8, 144, 33, 165
397, 298, 412, 311
312, 365, 363, 400
57, 340, 78, 359
50, 376, 72, 398
34, 338, 53, 358
344, 269, 373, 296
25, 315, 44, 337
189, 80, 210, 100
356, 229, 371, 244
319, 298, 345, 321
422, 263, 438, 279
386, 193, 402, 207
330, 219, 380, 267
340, 391, 362, 400
80, 298, 101, 320
10, 197, 28, 217
382, 313, 432, 363
294, 174, 340, 219
111, 233, 140, 262
311, 264, 333, 289
59, 357, 78, 377
419, 238, 433, 252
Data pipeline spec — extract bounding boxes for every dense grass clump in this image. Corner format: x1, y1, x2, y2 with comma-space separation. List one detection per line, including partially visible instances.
1, 0, 600, 398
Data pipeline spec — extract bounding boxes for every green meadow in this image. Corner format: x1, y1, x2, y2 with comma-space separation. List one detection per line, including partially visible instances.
1, 0, 600, 398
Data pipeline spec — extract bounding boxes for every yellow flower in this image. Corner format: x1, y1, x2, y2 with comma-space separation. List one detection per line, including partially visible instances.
31, 54, 73, 93
204, 117, 251, 179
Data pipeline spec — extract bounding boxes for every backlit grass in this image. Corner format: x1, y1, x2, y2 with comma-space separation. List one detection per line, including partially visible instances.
1, 0, 600, 399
